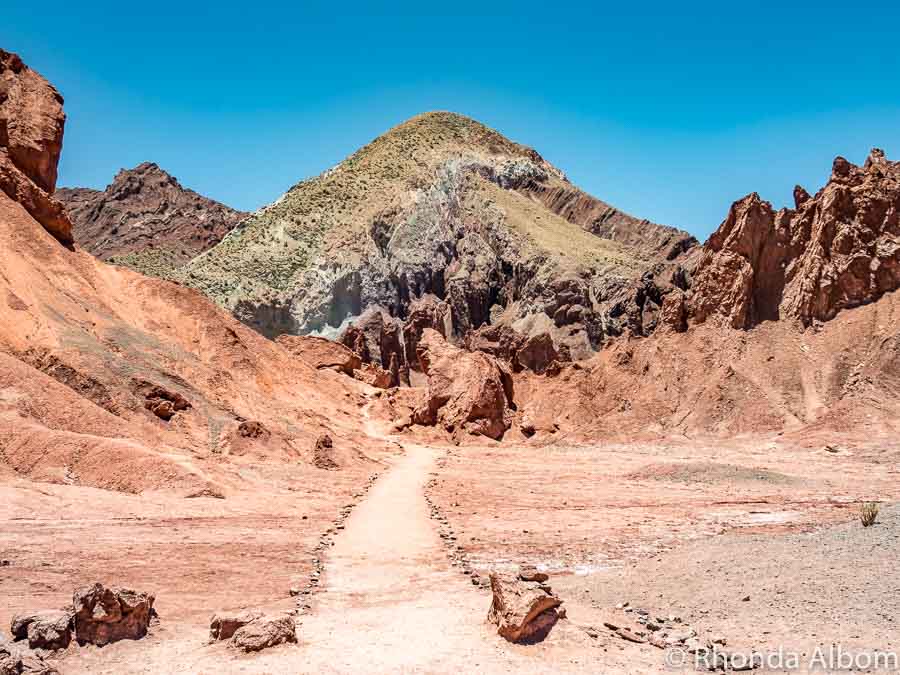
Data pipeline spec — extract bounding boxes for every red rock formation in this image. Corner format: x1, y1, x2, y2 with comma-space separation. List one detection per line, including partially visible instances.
465, 323, 564, 374
340, 307, 404, 370
401, 294, 452, 370
0, 50, 375, 495
72, 584, 155, 646
412, 329, 514, 440
0, 49, 71, 245
690, 150, 900, 328
658, 289, 688, 333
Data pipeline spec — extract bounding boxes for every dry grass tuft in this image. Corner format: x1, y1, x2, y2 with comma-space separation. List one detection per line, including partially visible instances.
860, 501, 879, 527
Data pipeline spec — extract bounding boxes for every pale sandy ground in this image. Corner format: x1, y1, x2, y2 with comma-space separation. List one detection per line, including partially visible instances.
3, 418, 898, 673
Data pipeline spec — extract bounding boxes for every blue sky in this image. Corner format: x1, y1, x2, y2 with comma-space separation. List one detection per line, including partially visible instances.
6, 0, 900, 240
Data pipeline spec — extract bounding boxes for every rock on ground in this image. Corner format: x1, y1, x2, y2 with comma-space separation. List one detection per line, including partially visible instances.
72, 584, 155, 646
229, 614, 297, 653
313, 434, 339, 470
9, 611, 71, 651
487, 572, 562, 643
209, 610, 263, 642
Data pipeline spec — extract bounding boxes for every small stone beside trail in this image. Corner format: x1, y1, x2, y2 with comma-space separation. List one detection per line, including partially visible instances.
209, 610, 263, 642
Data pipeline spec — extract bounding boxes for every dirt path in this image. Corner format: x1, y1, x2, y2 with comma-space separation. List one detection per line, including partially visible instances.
175, 438, 605, 673
297, 442, 515, 672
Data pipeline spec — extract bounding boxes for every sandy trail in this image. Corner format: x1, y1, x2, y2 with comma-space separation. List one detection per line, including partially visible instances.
297, 442, 515, 672
177, 438, 600, 673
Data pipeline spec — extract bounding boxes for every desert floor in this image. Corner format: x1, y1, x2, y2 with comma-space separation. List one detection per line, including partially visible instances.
3, 409, 898, 673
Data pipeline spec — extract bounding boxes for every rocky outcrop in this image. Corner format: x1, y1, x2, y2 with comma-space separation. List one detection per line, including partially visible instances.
465, 323, 563, 374
402, 294, 452, 370
690, 150, 900, 328
510, 167, 697, 260
57, 162, 245, 277
229, 614, 297, 652
276, 334, 362, 375
339, 307, 404, 370
487, 572, 563, 643
412, 329, 514, 440
72, 584, 155, 646
658, 289, 688, 333
0, 49, 71, 245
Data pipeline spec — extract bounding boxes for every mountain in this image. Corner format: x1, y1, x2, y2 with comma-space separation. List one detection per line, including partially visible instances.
57, 163, 246, 277
180, 112, 697, 359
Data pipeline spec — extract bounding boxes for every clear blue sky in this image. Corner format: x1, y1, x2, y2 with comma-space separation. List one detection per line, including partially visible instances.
6, 0, 900, 240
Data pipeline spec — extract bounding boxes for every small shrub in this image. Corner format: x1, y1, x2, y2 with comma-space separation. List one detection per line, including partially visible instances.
860, 501, 879, 527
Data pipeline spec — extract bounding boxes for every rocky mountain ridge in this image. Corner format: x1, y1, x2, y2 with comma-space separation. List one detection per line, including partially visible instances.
57, 162, 246, 277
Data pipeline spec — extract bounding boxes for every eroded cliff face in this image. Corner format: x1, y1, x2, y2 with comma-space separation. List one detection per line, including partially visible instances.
689, 150, 900, 328
0, 48, 71, 245
57, 162, 246, 278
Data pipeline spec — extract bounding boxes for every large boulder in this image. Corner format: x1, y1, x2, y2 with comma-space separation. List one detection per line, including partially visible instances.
487, 572, 562, 643
276, 334, 362, 375
0, 49, 71, 245
690, 150, 900, 328
229, 614, 297, 653
412, 329, 514, 440
72, 584, 155, 646
9, 611, 71, 651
